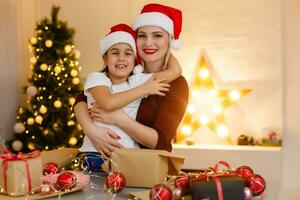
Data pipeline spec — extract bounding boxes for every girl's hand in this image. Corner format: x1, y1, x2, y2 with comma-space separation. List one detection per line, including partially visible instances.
143, 76, 170, 96
90, 103, 126, 125
85, 124, 123, 159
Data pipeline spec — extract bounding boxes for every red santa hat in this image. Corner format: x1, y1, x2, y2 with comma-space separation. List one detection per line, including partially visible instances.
100, 23, 143, 73
132, 3, 182, 50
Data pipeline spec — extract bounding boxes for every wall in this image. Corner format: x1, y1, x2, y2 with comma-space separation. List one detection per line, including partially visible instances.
281, 0, 300, 194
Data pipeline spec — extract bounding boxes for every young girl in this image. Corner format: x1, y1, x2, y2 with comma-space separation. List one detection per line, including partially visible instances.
79, 23, 182, 155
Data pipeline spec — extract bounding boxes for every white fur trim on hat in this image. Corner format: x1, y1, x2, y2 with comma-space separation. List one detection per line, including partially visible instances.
132, 12, 174, 36
133, 64, 144, 74
171, 39, 182, 50
100, 31, 136, 56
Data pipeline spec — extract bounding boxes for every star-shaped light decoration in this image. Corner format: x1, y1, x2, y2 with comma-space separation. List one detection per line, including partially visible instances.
177, 54, 251, 144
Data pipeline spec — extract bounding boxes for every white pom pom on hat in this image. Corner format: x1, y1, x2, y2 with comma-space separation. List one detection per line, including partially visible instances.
132, 3, 183, 50
133, 64, 144, 74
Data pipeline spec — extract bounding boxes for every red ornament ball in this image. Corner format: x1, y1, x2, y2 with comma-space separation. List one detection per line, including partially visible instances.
174, 173, 189, 190
56, 172, 77, 190
236, 166, 254, 181
249, 174, 266, 196
150, 184, 172, 200
105, 172, 126, 193
43, 162, 60, 175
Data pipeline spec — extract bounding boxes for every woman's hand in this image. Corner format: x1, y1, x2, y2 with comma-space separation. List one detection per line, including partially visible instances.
143, 75, 170, 96
85, 124, 123, 159
89, 103, 127, 125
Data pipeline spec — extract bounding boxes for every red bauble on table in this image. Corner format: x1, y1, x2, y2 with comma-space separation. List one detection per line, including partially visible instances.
43, 162, 60, 175
56, 172, 77, 190
174, 173, 189, 190
105, 172, 126, 193
236, 165, 254, 186
149, 184, 172, 200
249, 174, 266, 196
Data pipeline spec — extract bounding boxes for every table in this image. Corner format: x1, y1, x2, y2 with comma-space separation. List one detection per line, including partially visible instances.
47, 174, 148, 200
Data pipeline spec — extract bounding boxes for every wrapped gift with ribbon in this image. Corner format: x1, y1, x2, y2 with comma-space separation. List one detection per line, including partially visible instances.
0, 146, 42, 196
190, 161, 245, 200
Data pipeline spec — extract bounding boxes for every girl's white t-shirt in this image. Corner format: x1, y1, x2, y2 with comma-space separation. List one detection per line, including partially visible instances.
79, 72, 152, 152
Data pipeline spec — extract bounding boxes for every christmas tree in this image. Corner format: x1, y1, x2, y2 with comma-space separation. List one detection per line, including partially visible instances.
9, 6, 83, 153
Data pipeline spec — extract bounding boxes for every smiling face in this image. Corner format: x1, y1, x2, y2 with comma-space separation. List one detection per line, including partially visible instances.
103, 43, 135, 84
136, 26, 170, 72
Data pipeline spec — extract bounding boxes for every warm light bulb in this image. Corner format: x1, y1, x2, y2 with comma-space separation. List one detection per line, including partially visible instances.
182, 125, 192, 136
64, 45, 72, 53
199, 115, 209, 125
30, 37, 38, 45
70, 69, 78, 77
45, 40, 53, 48
69, 97, 75, 105
54, 100, 62, 108
27, 117, 35, 125
217, 125, 229, 137
67, 120, 75, 126
72, 78, 80, 85
28, 143, 35, 150
39, 105, 47, 114
30, 57, 37, 64
191, 89, 201, 98
198, 68, 210, 79
35, 115, 43, 124
187, 105, 196, 114
54, 65, 62, 74
68, 137, 78, 145
229, 90, 241, 101
40, 63, 48, 71
208, 89, 217, 97
213, 105, 223, 114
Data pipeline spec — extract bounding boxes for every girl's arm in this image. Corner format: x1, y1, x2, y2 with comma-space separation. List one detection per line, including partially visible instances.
153, 53, 182, 83
90, 77, 170, 111
73, 101, 122, 158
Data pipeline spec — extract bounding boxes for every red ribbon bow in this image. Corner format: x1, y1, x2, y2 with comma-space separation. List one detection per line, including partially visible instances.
0, 146, 40, 194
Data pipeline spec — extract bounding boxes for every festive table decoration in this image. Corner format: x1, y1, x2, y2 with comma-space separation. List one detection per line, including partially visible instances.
43, 162, 60, 175
0, 146, 42, 196
56, 171, 77, 190
149, 184, 172, 200
104, 172, 126, 193
176, 54, 251, 144
103, 148, 184, 188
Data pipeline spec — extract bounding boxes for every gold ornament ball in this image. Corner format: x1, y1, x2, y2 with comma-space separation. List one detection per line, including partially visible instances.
69, 97, 75, 105
67, 120, 75, 126
28, 143, 36, 150
64, 45, 72, 53
12, 140, 23, 152
45, 40, 53, 48
72, 77, 80, 85
27, 117, 35, 125
39, 105, 47, 114
54, 65, 62, 74
54, 100, 62, 108
30, 57, 37, 64
70, 69, 78, 77
35, 115, 43, 124
30, 37, 37, 45
40, 63, 48, 71
68, 137, 78, 145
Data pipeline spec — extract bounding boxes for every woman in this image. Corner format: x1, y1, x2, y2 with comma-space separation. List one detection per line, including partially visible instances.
74, 3, 189, 158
